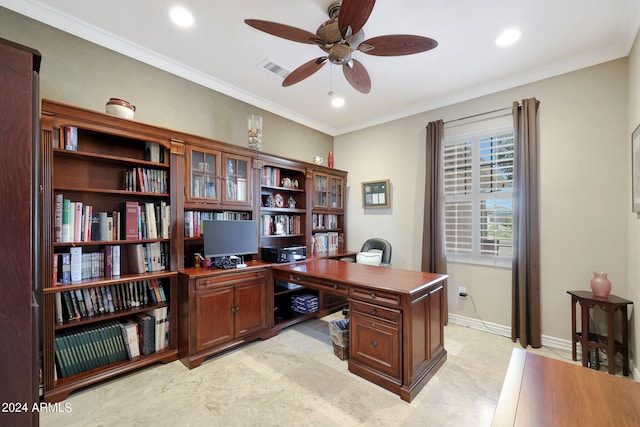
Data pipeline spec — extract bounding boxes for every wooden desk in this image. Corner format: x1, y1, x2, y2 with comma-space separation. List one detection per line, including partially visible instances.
273, 259, 448, 402
567, 290, 633, 376
492, 348, 640, 426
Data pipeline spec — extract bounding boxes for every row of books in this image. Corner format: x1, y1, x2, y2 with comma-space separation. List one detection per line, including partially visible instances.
312, 213, 339, 230
311, 232, 341, 253
52, 126, 78, 151
261, 166, 282, 187
54, 279, 168, 323
128, 242, 170, 273
183, 210, 251, 237
123, 167, 168, 194
54, 308, 169, 378
261, 214, 302, 236
54, 197, 170, 243
54, 246, 121, 284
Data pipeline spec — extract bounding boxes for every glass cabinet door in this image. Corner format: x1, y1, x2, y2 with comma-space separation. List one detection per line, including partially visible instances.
222, 153, 251, 205
187, 147, 220, 203
330, 176, 343, 209
314, 173, 328, 208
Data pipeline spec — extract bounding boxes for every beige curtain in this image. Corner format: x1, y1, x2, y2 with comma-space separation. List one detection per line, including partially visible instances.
422, 120, 448, 322
511, 98, 541, 348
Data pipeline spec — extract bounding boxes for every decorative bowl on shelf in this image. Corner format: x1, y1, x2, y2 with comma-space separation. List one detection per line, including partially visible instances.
105, 98, 135, 119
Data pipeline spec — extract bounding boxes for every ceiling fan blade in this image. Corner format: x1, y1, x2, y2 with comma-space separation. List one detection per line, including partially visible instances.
244, 19, 323, 44
282, 57, 328, 87
342, 59, 371, 94
360, 35, 438, 56
338, 0, 376, 36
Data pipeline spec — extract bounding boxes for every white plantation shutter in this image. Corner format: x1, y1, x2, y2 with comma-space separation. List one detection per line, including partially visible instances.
443, 127, 514, 264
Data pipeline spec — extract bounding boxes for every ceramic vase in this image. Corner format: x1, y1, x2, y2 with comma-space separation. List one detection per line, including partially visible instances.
590, 272, 611, 298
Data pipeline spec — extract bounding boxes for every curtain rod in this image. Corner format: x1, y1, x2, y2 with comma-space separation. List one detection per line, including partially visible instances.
443, 106, 512, 125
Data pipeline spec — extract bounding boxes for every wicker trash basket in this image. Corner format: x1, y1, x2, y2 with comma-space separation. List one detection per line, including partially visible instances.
329, 319, 349, 360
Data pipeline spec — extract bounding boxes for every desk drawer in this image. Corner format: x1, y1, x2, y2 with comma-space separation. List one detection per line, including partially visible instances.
350, 286, 401, 307
351, 300, 401, 325
196, 270, 265, 289
274, 271, 348, 296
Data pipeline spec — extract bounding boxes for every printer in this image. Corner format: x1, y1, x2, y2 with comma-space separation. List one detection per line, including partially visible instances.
262, 246, 307, 263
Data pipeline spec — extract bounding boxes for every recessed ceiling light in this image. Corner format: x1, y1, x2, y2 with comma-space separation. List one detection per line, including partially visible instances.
331, 97, 345, 108
496, 28, 521, 47
169, 6, 194, 28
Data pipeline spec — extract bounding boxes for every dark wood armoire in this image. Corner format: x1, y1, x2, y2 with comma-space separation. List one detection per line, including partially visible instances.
0, 38, 42, 427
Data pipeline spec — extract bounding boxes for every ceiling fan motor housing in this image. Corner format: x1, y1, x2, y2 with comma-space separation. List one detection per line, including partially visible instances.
328, 44, 352, 65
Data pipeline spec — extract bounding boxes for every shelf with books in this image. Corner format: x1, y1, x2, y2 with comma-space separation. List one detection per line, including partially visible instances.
41, 99, 178, 403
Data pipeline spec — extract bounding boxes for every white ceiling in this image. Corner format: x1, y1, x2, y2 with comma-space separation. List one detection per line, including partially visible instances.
3, 0, 640, 136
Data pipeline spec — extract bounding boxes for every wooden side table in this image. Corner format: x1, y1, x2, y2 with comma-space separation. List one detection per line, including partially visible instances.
567, 290, 633, 376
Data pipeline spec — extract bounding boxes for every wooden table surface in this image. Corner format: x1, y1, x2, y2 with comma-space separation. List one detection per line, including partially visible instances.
492, 348, 640, 426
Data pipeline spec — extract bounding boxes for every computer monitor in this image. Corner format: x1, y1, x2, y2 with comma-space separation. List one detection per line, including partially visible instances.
202, 219, 258, 259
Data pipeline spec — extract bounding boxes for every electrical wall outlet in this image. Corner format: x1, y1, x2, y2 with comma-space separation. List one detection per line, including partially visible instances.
458, 286, 467, 297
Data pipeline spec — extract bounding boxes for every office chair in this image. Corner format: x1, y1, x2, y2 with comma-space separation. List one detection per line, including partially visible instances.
343, 238, 392, 266
359, 238, 392, 266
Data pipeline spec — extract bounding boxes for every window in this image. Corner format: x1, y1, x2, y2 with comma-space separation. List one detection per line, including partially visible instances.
443, 126, 514, 266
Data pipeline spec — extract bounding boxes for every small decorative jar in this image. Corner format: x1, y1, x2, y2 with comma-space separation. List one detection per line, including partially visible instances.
105, 98, 135, 119
590, 272, 611, 298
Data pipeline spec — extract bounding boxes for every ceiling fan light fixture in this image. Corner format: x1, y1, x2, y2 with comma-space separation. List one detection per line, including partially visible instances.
496, 28, 521, 47
169, 6, 194, 28
331, 96, 345, 108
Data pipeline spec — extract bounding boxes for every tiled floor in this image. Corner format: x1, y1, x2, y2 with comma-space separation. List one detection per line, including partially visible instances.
40, 314, 576, 427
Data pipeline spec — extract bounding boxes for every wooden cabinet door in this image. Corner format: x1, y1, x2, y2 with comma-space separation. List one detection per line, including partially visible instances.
222, 153, 251, 206
350, 311, 401, 380
194, 285, 233, 351
234, 279, 267, 337
186, 146, 221, 204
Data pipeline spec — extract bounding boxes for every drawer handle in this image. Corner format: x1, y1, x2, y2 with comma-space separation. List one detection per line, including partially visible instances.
293, 275, 301, 282
204, 280, 210, 286
231, 306, 240, 313
371, 309, 377, 316
370, 292, 376, 299
333, 284, 339, 290
370, 340, 377, 349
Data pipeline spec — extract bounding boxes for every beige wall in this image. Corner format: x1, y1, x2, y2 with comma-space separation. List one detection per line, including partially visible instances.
0, 7, 332, 162
335, 59, 629, 347
627, 30, 640, 373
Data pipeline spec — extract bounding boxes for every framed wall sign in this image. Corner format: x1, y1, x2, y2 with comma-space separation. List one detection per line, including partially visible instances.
633, 123, 640, 212
362, 179, 390, 208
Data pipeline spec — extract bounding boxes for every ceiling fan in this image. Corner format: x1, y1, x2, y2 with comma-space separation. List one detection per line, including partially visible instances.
245, 0, 438, 94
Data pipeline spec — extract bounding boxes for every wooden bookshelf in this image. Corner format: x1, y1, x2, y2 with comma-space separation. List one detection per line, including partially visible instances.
41, 100, 179, 402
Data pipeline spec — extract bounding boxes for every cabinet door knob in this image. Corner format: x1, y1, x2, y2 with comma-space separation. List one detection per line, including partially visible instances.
333, 284, 338, 290
371, 309, 377, 316
370, 292, 376, 299
370, 340, 377, 349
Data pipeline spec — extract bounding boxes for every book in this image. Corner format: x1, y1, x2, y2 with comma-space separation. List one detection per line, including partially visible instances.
133, 313, 155, 356
70, 247, 82, 283
54, 193, 63, 242
119, 319, 140, 359
58, 252, 71, 284
54, 292, 64, 324
61, 198, 71, 242
63, 126, 78, 150
112, 245, 121, 276
74, 201, 83, 242
99, 212, 108, 242
144, 307, 163, 352
121, 201, 139, 240
104, 245, 113, 279
90, 212, 101, 241
128, 244, 146, 273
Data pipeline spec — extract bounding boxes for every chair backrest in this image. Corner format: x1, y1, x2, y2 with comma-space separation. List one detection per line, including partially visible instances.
360, 238, 392, 265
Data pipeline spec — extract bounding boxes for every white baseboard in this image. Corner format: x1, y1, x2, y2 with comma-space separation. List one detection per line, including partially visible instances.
448, 313, 571, 352
447, 313, 638, 380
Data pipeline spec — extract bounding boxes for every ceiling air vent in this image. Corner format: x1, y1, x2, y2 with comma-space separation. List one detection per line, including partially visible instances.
258, 59, 291, 80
